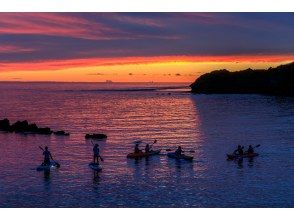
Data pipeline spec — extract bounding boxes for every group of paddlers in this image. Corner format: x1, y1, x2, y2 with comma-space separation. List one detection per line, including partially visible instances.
40, 143, 104, 166
234, 145, 255, 155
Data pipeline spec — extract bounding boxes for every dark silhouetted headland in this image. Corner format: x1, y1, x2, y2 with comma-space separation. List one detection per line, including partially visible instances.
190, 62, 294, 96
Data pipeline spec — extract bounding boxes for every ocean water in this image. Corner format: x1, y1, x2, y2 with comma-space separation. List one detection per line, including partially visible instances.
0, 82, 293, 208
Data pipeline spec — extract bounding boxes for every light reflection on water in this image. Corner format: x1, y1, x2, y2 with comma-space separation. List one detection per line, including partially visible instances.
0, 82, 293, 207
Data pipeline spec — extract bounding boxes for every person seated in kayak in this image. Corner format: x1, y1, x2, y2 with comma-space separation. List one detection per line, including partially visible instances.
145, 144, 151, 153
247, 145, 254, 154
175, 146, 183, 156
134, 143, 141, 153
43, 146, 53, 165
234, 145, 244, 155
93, 144, 101, 164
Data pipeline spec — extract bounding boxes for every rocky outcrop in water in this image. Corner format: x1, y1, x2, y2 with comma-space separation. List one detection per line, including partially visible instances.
85, 133, 107, 139
190, 62, 294, 96
0, 118, 69, 136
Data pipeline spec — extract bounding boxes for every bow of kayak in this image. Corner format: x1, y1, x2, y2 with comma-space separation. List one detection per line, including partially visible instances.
167, 152, 193, 161
127, 150, 161, 159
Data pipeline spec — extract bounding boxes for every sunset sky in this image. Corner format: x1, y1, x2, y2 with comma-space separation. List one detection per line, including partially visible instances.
0, 13, 294, 82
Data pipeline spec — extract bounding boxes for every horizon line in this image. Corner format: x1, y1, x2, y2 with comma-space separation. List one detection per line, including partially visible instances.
0, 80, 192, 84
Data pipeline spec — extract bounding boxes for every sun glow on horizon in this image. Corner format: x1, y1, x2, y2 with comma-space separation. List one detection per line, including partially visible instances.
0, 55, 293, 82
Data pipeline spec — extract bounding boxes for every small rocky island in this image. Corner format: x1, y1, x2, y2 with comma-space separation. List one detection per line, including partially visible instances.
190, 62, 294, 96
0, 118, 69, 136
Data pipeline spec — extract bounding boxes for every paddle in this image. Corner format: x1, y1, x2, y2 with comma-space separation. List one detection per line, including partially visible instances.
90, 140, 104, 162
151, 139, 157, 146
149, 139, 157, 151
38, 146, 60, 167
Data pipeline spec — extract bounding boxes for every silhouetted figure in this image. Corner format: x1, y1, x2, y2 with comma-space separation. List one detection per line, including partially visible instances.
134, 143, 141, 153
145, 144, 150, 153
43, 146, 53, 165
175, 146, 183, 156
93, 144, 100, 164
234, 145, 244, 155
247, 145, 254, 154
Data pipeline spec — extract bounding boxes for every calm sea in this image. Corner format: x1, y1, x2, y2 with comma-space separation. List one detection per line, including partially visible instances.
0, 82, 293, 207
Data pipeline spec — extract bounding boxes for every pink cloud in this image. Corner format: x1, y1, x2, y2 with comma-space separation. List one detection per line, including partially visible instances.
0, 13, 180, 41
0, 13, 123, 40
110, 13, 164, 27
0, 45, 36, 53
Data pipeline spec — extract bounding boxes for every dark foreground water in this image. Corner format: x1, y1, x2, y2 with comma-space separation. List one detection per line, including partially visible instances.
0, 82, 293, 207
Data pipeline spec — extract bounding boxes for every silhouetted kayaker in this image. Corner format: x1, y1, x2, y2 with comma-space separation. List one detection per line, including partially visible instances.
145, 144, 150, 153
134, 143, 141, 153
43, 146, 53, 165
247, 145, 254, 154
93, 144, 100, 164
234, 145, 244, 155
175, 146, 183, 156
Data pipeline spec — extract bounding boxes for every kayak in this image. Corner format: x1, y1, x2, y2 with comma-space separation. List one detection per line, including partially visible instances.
227, 153, 259, 160
167, 152, 193, 161
127, 150, 161, 159
89, 162, 102, 171
36, 161, 60, 171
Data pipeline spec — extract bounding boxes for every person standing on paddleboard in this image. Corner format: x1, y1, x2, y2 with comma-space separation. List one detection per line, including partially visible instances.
43, 146, 54, 165
93, 144, 101, 164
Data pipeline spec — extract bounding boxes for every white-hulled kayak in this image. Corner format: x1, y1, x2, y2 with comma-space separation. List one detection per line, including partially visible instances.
89, 162, 102, 171
36, 161, 60, 171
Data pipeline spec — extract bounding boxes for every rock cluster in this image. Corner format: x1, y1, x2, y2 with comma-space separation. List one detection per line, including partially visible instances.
0, 118, 69, 136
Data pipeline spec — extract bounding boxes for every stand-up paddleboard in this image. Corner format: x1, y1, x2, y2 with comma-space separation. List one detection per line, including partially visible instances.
36, 161, 60, 171
89, 162, 102, 171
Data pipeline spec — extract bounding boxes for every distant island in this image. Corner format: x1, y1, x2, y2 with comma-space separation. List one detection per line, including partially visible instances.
190, 62, 294, 97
